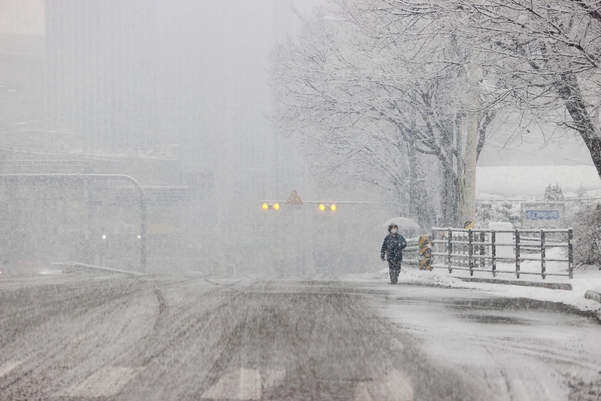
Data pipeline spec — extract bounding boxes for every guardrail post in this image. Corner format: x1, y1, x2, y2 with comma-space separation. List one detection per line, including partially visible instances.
568, 228, 573, 279
515, 229, 521, 279
540, 230, 546, 280
447, 228, 453, 273
491, 230, 496, 277
479, 232, 486, 269
468, 229, 474, 276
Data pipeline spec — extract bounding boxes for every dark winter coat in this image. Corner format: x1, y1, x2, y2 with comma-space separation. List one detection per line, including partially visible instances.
381, 233, 407, 262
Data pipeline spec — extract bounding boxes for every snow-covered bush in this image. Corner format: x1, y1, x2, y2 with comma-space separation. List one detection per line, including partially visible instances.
572, 203, 601, 268
544, 184, 564, 202
476, 201, 521, 228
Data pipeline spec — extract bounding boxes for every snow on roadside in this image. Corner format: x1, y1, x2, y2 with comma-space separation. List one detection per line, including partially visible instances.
341, 265, 601, 317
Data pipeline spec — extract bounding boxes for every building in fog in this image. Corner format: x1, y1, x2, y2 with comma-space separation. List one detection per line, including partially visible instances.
0, 30, 45, 134
45, 0, 162, 152
0, 1, 194, 272
1, 0, 362, 275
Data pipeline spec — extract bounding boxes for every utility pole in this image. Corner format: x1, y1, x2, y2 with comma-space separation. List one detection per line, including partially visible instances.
462, 61, 482, 229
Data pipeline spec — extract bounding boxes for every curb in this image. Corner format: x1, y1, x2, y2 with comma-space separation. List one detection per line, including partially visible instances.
59, 262, 143, 276
585, 290, 601, 304
456, 277, 572, 291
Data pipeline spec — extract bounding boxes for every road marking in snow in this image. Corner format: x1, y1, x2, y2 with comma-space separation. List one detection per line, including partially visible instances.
263, 369, 286, 390
385, 370, 414, 401
490, 378, 511, 401
0, 360, 22, 377
354, 370, 414, 401
391, 338, 405, 350
60, 366, 140, 398
201, 368, 261, 400
239, 369, 261, 400
509, 379, 563, 401
509, 379, 534, 401
353, 382, 374, 401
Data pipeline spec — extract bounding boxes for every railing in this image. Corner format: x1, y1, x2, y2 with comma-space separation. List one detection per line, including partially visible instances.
0, 174, 148, 272
56, 261, 143, 275
401, 237, 421, 266
429, 228, 573, 279
401, 236, 434, 271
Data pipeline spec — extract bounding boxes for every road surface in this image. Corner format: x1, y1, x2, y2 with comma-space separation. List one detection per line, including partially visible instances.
0, 273, 600, 400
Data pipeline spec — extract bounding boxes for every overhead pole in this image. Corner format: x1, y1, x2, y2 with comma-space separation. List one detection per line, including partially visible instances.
0, 174, 147, 272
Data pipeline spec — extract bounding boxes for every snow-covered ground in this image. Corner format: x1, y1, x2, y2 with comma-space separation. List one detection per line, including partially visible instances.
408, 267, 600, 312
341, 262, 601, 317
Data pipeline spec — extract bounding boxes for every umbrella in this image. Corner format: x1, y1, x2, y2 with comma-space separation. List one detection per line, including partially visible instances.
382, 217, 421, 233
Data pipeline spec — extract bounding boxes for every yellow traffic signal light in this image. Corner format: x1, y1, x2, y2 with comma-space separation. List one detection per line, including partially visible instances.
318, 203, 337, 211
261, 202, 281, 210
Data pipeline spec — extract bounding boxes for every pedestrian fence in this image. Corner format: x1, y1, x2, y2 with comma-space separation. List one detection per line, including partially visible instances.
419, 228, 574, 279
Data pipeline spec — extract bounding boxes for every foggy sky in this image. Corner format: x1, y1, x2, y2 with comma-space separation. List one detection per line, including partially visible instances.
0, 0, 44, 35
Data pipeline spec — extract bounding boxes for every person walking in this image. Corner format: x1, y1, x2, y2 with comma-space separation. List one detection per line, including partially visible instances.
381, 223, 407, 284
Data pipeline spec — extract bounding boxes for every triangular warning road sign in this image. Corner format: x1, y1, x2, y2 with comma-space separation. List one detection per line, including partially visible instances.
286, 190, 303, 205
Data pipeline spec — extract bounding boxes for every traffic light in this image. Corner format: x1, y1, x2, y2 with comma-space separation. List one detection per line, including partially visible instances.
261, 202, 281, 210
318, 203, 337, 212
260, 190, 366, 213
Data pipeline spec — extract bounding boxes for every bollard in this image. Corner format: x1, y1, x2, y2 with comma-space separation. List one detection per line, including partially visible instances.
419, 235, 432, 271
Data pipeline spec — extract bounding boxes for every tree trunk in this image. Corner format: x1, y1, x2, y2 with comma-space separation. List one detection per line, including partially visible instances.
440, 162, 461, 227
408, 149, 435, 230
556, 72, 601, 179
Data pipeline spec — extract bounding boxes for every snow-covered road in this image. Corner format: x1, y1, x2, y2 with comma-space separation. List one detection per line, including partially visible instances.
0, 273, 599, 400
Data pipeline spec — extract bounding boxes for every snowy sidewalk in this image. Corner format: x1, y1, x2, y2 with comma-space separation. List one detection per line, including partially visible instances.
342, 264, 601, 316
408, 247, 601, 312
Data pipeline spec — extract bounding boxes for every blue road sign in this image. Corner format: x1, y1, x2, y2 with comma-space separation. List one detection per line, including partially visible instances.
525, 210, 560, 220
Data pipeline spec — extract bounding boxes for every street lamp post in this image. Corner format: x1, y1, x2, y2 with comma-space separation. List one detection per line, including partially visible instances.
0, 174, 147, 272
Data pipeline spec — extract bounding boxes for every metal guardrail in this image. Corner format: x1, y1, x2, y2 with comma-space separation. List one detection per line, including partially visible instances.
57, 261, 144, 275
429, 227, 573, 279
0, 174, 148, 272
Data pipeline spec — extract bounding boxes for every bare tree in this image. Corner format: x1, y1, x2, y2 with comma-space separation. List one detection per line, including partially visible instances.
270, 1, 497, 226
397, 0, 601, 177
271, 0, 601, 229
479, 0, 601, 177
